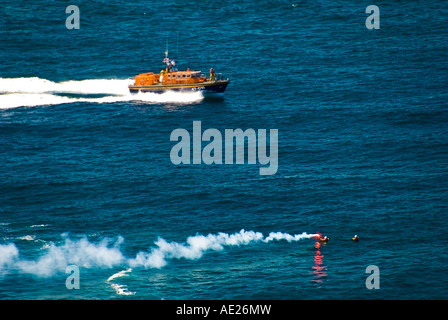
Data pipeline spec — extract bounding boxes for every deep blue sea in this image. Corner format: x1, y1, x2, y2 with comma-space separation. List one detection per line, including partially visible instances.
1, 0, 448, 300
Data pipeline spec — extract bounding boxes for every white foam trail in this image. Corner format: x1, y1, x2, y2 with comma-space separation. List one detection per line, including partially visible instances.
107, 268, 132, 282
18, 235, 36, 241
0, 230, 319, 278
0, 77, 204, 109
0, 93, 76, 109
107, 268, 135, 296
110, 283, 136, 296
0, 77, 131, 95
130, 90, 204, 104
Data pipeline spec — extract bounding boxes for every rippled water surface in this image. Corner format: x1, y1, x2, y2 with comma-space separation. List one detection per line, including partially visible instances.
1, 1, 448, 299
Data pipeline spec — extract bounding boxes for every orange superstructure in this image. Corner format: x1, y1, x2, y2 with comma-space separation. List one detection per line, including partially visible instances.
134, 70, 206, 86
129, 51, 229, 95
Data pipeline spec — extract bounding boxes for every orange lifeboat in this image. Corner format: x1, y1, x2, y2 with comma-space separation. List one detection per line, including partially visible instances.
128, 51, 229, 95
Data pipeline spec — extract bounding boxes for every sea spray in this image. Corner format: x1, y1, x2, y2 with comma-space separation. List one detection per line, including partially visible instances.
0, 77, 204, 109
0, 77, 131, 95
106, 268, 133, 282
106, 268, 135, 296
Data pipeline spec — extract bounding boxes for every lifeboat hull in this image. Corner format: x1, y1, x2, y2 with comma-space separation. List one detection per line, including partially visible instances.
128, 80, 229, 94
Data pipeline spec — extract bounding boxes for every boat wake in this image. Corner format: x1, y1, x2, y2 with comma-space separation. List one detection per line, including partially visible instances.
0, 77, 204, 109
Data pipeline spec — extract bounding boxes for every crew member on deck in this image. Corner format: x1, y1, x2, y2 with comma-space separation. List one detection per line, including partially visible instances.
210, 68, 215, 81
159, 70, 164, 83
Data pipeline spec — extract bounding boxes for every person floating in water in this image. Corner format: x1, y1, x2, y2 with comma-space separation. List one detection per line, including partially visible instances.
352, 235, 359, 242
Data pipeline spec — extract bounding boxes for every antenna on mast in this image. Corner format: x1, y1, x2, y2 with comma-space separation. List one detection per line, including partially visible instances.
165, 34, 169, 56
176, 31, 179, 58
